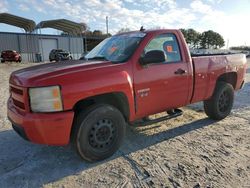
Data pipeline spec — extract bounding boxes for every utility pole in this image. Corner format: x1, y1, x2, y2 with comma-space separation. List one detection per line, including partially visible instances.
106, 16, 109, 35
226, 39, 229, 49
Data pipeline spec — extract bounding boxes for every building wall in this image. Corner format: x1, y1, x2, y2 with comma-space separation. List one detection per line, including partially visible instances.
0, 33, 19, 51
0, 32, 85, 62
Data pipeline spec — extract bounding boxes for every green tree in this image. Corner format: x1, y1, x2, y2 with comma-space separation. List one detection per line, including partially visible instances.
180, 28, 188, 40
187, 29, 200, 48
181, 28, 224, 49
79, 22, 88, 32
200, 30, 224, 49
200, 30, 213, 49
117, 28, 130, 34
61, 31, 69, 36
230, 46, 250, 51
93, 30, 103, 36
180, 28, 201, 48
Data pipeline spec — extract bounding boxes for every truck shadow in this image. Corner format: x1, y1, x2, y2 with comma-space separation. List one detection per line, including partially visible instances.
0, 117, 215, 187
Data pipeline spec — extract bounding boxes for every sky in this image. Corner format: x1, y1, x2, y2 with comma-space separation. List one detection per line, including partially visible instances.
0, 0, 249, 47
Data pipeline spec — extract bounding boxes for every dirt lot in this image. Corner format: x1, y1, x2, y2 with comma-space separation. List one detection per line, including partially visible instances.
0, 60, 249, 188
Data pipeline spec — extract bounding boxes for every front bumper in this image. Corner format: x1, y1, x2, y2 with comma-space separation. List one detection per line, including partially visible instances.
12, 123, 29, 141
59, 56, 71, 61
7, 99, 74, 145
2, 57, 19, 61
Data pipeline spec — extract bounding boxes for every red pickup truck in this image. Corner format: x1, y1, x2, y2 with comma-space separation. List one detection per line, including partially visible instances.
8, 29, 247, 161
1, 50, 22, 63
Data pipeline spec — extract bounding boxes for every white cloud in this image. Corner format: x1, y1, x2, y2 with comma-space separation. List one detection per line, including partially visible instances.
0, 0, 8, 12
191, 0, 212, 13
189, 0, 250, 46
4, 0, 248, 46
18, 4, 30, 11
202, 12, 250, 46
35, 0, 197, 34
205, 0, 223, 4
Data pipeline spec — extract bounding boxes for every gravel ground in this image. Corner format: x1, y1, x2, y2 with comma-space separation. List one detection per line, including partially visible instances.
0, 60, 249, 188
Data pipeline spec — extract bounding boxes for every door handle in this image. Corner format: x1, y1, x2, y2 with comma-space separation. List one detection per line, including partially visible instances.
174, 68, 187, 75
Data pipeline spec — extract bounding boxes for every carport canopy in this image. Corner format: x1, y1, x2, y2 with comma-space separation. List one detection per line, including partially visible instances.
35, 19, 83, 35
0, 13, 36, 32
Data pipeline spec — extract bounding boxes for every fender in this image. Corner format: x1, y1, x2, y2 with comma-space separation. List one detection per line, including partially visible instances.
61, 67, 136, 121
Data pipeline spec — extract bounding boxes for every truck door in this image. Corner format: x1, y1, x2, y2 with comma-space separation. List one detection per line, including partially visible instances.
133, 33, 190, 118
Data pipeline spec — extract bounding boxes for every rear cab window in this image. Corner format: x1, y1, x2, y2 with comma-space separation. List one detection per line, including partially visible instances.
144, 33, 181, 63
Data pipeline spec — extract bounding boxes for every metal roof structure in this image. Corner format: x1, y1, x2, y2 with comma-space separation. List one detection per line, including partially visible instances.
0, 13, 36, 32
35, 19, 83, 35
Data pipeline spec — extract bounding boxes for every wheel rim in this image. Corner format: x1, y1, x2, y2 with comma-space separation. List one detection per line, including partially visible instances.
88, 119, 116, 149
218, 90, 230, 113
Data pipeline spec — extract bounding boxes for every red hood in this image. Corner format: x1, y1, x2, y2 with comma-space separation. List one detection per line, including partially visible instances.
10, 60, 114, 87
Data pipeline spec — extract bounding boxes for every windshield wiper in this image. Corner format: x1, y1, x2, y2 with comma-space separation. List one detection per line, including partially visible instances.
87, 56, 109, 61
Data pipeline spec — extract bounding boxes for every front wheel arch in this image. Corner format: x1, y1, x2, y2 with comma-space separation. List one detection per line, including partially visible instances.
70, 92, 130, 141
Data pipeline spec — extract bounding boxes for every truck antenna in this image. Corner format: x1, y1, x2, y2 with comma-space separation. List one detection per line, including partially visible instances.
140, 26, 145, 31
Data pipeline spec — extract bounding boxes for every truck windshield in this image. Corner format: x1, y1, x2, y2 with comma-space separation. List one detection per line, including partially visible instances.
85, 33, 145, 63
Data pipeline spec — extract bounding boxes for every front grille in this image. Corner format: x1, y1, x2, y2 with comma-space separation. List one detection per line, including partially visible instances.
13, 98, 25, 109
10, 86, 23, 95
10, 85, 26, 111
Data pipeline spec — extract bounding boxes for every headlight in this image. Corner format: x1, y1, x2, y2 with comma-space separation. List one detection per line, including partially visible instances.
29, 86, 63, 112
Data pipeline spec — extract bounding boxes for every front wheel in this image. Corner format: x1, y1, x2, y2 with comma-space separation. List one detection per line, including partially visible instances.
73, 104, 126, 162
204, 82, 234, 120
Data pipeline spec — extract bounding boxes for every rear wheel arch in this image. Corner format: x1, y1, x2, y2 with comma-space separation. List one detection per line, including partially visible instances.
217, 72, 237, 89
204, 81, 234, 120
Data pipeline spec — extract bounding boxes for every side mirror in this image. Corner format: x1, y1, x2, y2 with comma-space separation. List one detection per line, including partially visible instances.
139, 50, 165, 65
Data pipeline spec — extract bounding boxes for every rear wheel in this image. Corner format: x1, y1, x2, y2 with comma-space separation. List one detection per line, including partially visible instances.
1, 60, 4, 63
73, 104, 126, 162
204, 82, 234, 120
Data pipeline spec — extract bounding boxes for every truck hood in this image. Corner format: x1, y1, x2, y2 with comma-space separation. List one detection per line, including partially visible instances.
10, 60, 113, 86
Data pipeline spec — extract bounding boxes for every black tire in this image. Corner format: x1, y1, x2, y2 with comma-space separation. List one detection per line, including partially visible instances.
142, 116, 150, 121
204, 82, 234, 120
16, 58, 21, 63
167, 109, 175, 115
1, 60, 5, 63
73, 104, 126, 162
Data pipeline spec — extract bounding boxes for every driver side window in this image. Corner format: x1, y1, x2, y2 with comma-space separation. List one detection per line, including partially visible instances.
144, 33, 181, 63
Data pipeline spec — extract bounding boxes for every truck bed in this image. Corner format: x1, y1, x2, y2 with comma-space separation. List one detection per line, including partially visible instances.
191, 53, 247, 103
